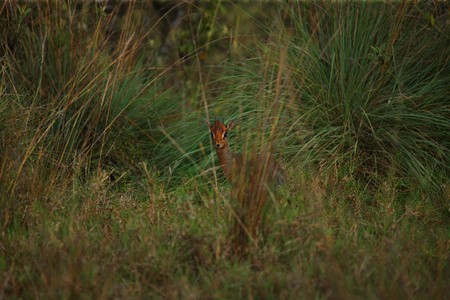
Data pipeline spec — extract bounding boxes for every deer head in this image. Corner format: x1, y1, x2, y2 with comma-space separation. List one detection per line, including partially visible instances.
205, 119, 237, 149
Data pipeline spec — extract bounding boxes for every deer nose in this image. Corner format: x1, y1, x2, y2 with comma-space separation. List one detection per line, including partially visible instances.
216, 144, 220, 148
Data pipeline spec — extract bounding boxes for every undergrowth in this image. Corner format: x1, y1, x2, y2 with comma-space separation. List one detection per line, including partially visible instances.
1, 1, 449, 299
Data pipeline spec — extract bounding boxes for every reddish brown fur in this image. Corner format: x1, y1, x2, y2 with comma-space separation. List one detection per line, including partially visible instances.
208, 120, 229, 150
205, 119, 238, 182
205, 119, 284, 185
206, 118, 285, 254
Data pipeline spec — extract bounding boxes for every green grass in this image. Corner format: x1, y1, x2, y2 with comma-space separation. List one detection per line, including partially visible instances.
2, 170, 448, 298
1, 1, 449, 299
231, 1, 450, 193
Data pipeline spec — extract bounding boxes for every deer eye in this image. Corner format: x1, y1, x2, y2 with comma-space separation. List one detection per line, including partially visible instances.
223, 131, 227, 140
210, 132, 214, 139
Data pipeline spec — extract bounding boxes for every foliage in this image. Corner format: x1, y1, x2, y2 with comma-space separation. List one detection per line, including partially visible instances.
1, 1, 449, 299
220, 1, 450, 193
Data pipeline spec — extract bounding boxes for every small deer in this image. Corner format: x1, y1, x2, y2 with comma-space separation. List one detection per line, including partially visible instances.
205, 119, 284, 185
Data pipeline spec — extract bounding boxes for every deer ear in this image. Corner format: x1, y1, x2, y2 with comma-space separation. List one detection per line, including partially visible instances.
227, 119, 237, 131
205, 119, 212, 129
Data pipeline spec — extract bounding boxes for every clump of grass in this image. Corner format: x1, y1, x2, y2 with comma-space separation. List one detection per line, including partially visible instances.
280, 2, 450, 193
222, 2, 450, 195
0, 2, 170, 226
229, 147, 282, 256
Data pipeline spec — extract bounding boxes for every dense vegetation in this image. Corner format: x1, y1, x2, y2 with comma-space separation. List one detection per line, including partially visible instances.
1, 1, 449, 298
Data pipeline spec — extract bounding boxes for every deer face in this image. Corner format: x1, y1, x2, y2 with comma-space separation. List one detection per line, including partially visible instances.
205, 119, 237, 149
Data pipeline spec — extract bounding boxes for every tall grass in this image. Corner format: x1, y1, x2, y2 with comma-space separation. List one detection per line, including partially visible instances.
1, 1, 449, 299
0, 2, 170, 225
220, 1, 450, 195
281, 2, 450, 192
